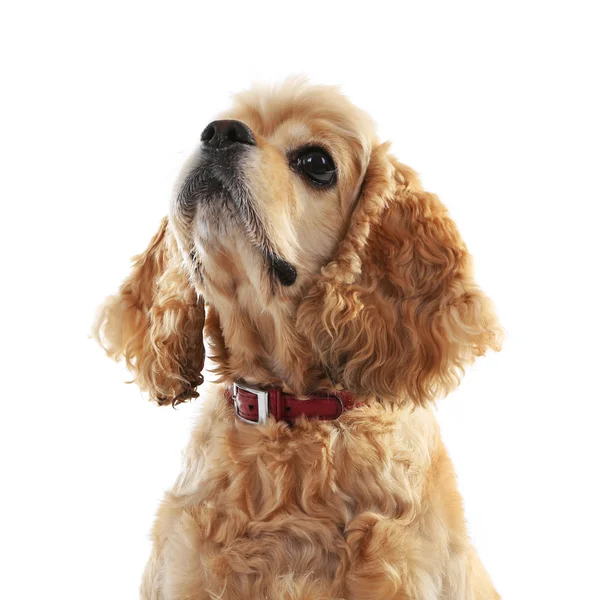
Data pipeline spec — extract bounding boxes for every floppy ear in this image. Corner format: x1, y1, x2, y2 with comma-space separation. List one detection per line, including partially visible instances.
93, 217, 205, 406
297, 144, 502, 405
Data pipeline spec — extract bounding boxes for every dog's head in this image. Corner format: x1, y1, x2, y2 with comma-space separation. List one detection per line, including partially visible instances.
95, 79, 502, 406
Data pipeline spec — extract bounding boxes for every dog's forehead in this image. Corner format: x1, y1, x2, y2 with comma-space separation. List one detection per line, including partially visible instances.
269, 121, 310, 145
221, 82, 377, 146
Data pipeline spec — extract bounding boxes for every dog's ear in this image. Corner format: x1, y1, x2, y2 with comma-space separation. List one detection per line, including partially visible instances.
94, 217, 205, 406
298, 144, 502, 405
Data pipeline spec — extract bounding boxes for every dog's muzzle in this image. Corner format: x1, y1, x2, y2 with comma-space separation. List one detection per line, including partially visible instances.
176, 121, 255, 214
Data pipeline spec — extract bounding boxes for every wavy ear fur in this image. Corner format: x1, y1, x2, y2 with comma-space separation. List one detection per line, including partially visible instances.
298, 144, 502, 405
94, 217, 205, 405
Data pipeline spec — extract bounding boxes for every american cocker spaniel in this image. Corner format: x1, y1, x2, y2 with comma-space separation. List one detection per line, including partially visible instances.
95, 79, 502, 599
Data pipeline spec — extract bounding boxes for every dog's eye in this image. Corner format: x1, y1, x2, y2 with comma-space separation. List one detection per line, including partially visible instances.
291, 148, 337, 187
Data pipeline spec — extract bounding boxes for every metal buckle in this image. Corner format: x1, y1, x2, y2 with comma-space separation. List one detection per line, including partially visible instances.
334, 394, 345, 418
232, 382, 269, 425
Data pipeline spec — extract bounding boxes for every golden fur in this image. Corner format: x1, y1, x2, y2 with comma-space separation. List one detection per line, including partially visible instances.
95, 79, 502, 599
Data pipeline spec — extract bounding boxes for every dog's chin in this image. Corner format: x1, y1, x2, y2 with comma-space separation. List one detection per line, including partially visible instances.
177, 176, 298, 288
173, 139, 300, 289
176, 169, 234, 218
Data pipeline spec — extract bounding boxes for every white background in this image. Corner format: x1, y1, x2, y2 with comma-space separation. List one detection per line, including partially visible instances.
1, 1, 593, 598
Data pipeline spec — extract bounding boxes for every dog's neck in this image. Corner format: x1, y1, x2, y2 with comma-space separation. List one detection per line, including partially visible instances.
204, 300, 330, 395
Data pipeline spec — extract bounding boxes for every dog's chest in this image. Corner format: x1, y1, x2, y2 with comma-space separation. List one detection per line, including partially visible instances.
153, 402, 441, 598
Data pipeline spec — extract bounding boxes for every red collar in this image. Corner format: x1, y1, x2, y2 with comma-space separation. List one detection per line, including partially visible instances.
227, 382, 362, 425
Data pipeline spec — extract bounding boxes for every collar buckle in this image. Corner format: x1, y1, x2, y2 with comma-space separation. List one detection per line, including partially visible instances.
232, 382, 269, 425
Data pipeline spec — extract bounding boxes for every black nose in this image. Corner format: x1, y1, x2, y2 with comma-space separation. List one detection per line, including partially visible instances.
200, 120, 256, 148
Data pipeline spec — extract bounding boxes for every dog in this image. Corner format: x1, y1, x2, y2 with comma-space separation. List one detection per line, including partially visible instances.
95, 79, 503, 599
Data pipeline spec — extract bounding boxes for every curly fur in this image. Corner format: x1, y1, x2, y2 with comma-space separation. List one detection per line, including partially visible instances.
298, 148, 502, 404
93, 218, 205, 405
95, 79, 502, 599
